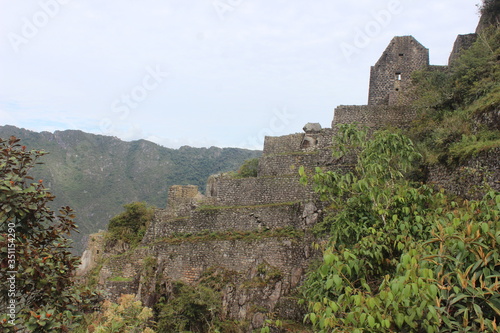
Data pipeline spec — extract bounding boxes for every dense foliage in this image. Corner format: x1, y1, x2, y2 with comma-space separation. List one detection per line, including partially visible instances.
299, 125, 500, 332
479, 0, 500, 27
155, 281, 221, 333
0, 137, 100, 332
106, 202, 155, 247
154, 268, 239, 333
409, 26, 500, 165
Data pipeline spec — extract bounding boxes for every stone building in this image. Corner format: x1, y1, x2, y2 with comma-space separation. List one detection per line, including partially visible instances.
368, 36, 429, 106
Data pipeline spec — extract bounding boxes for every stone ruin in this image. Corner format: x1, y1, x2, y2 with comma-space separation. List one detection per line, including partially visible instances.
81, 32, 500, 332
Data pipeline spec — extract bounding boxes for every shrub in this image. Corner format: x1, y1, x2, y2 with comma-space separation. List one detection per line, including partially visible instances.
155, 281, 221, 333
299, 125, 500, 332
107, 202, 155, 246
236, 158, 259, 178
88, 294, 155, 333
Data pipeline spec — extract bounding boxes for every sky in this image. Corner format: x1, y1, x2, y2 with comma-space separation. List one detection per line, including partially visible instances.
0, 0, 481, 149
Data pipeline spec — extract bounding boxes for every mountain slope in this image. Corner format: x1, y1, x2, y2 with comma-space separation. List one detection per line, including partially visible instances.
0, 125, 261, 253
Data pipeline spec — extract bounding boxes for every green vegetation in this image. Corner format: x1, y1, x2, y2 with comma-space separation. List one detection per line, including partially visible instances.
81, 294, 155, 333
154, 267, 243, 333
196, 200, 301, 212
235, 157, 259, 178
299, 125, 500, 332
155, 281, 222, 333
409, 26, 500, 165
141, 256, 158, 282
108, 276, 134, 282
106, 202, 155, 247
479, 0, 500, 26
0, 126, 262, 253
0, 137, 101, 332
242, 262, 283, 288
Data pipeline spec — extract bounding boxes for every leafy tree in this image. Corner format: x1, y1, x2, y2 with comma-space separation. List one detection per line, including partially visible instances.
0, 137, 99, 332
299, 125, 500, 332
107, 202, 154, 246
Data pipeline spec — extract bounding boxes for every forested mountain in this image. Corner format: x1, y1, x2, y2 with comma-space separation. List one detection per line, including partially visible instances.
0, 125, 261, 253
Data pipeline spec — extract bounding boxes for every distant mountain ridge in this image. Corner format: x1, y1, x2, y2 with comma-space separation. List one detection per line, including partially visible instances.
0, 125, 262, 253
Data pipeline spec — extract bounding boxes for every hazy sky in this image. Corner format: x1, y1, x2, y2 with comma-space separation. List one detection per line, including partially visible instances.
0, 1, 480, 149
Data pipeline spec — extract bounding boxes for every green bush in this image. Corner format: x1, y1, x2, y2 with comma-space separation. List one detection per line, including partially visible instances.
299, 125, 500, 332
236, 158, 259, 178
107, 202, 155, 246
409, 25, 500, 165
155, 281, 222, 333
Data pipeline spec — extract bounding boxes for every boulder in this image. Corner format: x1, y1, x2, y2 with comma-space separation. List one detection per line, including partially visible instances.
303, 122, 322, 133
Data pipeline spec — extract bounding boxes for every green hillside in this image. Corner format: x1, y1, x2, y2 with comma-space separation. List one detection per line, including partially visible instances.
0, 126, 261, 253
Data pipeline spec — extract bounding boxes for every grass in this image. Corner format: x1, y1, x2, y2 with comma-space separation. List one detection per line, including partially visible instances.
272, 150, 321, 156
150, 227, 304, 246
196, 201, 301, 212
449, 134, 500, 162
108, 276, 133, 282
408, 26, 500, 168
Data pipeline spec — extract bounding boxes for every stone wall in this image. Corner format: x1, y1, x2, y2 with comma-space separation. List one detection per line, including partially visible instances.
153, 237, 313, 284
428, 147, 500, 199
143, 201, 322, 241
262, 133, 304, 155
258, 151, 325, 176
473, 108, 500, 131
98, 247, 150, 296
259, 129, 339, 177
262, 130, 335, 155
368, 36, 429, 106
166, 185, 204, 216
76, 231, 106, 277
448, 33, 477, 65
99, 235, 318, 330
258, 150, 356, 177
206, 176, 316, 206
332, 105, 417, 129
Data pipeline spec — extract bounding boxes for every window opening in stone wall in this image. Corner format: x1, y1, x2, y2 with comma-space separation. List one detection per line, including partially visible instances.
395, 72, 402, 80
399, 53, 404, 57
